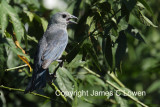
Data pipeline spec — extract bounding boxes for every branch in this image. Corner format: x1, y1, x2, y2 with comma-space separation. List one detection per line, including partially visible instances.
81, 67, 149, 107
108, 72, 125, 88
5, 64, 28, 71
47, 82, 67, 102
0, 85, 63, 103
106, 80, 148, 107
81, 65, 100, 77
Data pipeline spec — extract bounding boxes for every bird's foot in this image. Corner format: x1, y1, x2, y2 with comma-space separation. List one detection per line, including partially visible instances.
56, 59, 62, 63
56, 59, 64, 67
49, 73, 57, 80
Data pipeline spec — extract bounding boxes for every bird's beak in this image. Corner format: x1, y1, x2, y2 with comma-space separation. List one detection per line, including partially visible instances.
68, 15, 78, 24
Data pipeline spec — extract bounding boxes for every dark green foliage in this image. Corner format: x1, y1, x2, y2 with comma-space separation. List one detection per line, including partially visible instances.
115, 31, 127, 71
0, 0, 159, 107
103, 36, 113, 69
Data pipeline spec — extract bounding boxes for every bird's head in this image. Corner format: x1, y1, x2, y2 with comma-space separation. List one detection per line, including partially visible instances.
50, 12, 78, 25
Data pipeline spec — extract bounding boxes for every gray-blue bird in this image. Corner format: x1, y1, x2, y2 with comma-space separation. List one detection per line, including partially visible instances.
24, 12, 77, 93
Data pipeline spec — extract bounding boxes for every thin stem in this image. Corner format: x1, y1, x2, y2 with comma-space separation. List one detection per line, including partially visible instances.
5, 64, 28, 71
106, 80, 148, 107
81, 66, 100, 77
82, 67, 149, 107
47, 82, 67, 102
0, 85, 62, 103
108, 72, 125, 88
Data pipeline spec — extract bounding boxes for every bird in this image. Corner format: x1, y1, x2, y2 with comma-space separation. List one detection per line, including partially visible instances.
24, 12, 78, 93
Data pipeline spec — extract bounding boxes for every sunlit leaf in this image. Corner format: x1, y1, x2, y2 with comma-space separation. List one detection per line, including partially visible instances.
25, 11, 48, 31
0, 4, 8, 37
40, 18, 48, 31
27, 35, 38, 43
67, 55, 85, 68
137, 0, 153, 14
115, 93, 128, 107
139, 11, 158, 27
24, 11, 34, 22
4, 38, 29, 59
4, 36, 32, 71
86, 16, 95, 32
85, 75, 105, 87
56, 67, 74, 99
33, 12, 48, 31
1, 0, 24, 43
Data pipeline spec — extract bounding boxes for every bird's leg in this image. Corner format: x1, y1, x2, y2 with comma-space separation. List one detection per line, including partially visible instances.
46, 69, 54, 82
56, 59, 62, 63
50, 60, 64, 79
56, 59, 64, 67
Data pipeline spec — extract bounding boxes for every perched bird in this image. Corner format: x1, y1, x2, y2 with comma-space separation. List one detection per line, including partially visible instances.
24, 12, 78, 93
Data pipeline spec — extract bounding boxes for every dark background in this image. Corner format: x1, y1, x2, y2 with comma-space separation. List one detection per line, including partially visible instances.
0, 0, 160, 107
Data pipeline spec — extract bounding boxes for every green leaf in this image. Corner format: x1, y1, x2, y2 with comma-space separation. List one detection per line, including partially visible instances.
2, 0, 24, 42
126, 24, 145, 42
27, 35, 38, 43
40, 18, 48, 31
67, 55, 86, 68
139, 11, 158, 27
25, 11, 48, 31
104, 36, 113, 68
83, 43, 101, 71
33, 12, 48, 31
56, 67, 74, 99
90, 35, 100, 54
24, 11, 34, 22
0, 4, 8, 37
115, 31, 127, 70
118, 18, 129, 31
4, 37, 30, 61
86, 16, 95, 32
60, 67, 75, 82
115, 93, 128, 107
121, 87, 138, 100
85, 75, 105, 87
137, 0, 153, 14
147, 80, 160, 93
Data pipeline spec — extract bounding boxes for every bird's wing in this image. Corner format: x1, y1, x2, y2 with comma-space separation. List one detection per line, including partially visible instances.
41, 29, 68, 69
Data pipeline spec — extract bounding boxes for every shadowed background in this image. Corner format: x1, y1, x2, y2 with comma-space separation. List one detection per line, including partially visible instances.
0, 0, 160, 107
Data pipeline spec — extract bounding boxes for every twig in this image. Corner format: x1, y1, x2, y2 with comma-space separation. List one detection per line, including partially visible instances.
80, 65, 100, 77
108, 72, 125, 88
5, 64, 28, 71
81, 67, 149, 107
48, 82, 67, 102
106, 80, 149, 107
0, 85, 62, 103
47, 65, 67, 102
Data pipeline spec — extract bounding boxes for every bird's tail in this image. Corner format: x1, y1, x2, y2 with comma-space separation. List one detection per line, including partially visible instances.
24, 68, 49, 94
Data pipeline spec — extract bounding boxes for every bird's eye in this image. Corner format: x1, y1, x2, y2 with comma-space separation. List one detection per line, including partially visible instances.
62, 14, 67, 18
